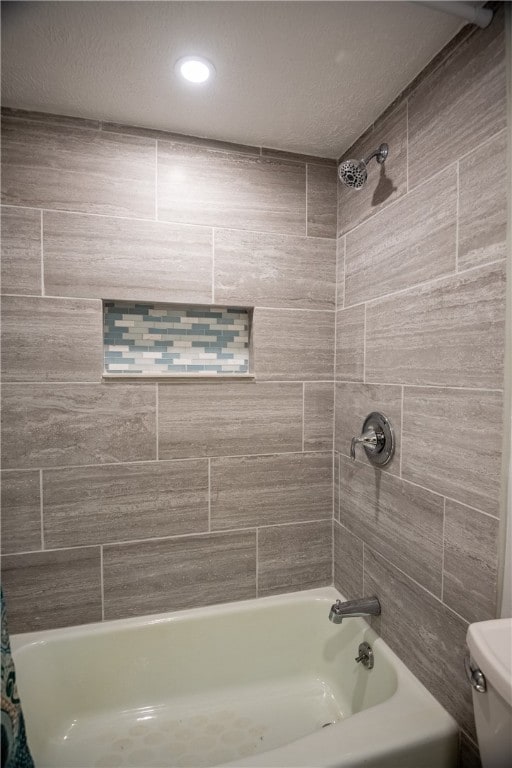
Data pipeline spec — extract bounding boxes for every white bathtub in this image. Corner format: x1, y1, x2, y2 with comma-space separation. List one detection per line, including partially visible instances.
12, 587, 458, 768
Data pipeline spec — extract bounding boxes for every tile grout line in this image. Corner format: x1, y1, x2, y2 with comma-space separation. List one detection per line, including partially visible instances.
154, 140, 158, 221
363, 303, 367, 383
364, 544, 468, 621
340, 160, 458, 239
455, 160, 460, 272
332, 233, 339, 542
155, 383, 159, 460
362, 542, 365, 594
40, 210, 45, 296
208, 458, 211, 532
2, 123, 502, 236
335, 381, 503, 393
331, 517, 335, 585
405, 98, 409, 194
451, 125, 507, 165
342, 236, 346, 309
336, 453, 500, 521
1, 381, 503, 393
341, 256, 506, 312
0, 294, 336, 313
305, 164, 308, 235
301, 382, 305, 451
1, 109, 335, 166
399, 385, 404, 478
255, 528, 259, 597
100, 545, 105, 621
1, 449, 333, 474
0, 203, 337, 242
441, 498, 446, 601
338, 126, 506, 240
332, 210, 340, 583
5, 518, 334, 558
211, 228, 215, 303
39, 469, 45, 549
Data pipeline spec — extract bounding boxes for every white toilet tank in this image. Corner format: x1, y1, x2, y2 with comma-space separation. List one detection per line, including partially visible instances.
467, 619, 512, 768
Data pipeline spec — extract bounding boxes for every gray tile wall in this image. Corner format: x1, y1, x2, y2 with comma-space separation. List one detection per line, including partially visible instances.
0, 108, 336, 633
0, 14, 507, 766
333, 11, 506, 765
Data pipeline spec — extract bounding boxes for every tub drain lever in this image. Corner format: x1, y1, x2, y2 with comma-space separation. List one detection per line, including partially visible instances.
355, 641, 374, 670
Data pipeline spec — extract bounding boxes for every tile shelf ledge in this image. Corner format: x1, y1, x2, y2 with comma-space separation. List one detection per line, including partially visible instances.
102, 373, 256, 382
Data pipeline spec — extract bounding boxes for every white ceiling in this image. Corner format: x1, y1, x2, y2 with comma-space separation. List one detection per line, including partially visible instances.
1, 1, 463, 157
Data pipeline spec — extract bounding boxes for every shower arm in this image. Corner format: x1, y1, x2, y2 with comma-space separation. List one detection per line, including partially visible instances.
363, 143, 389, 166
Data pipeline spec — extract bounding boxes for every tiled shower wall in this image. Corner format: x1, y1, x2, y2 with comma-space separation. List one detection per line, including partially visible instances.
0, 11, 509, 765
333, 9, 507, 765
0, 109, 338, 631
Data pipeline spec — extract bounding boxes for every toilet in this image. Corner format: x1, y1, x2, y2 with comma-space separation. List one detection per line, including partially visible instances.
466, 619, 512, 768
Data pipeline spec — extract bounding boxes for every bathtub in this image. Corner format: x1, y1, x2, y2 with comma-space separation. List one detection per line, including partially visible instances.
11, 586, 458, 768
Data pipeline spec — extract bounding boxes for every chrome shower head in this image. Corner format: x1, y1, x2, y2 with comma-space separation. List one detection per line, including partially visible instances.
338, 158, 368, 189
338, 143, 389, 189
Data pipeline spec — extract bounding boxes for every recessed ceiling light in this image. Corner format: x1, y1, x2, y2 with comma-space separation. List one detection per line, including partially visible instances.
176, 56, 215, 84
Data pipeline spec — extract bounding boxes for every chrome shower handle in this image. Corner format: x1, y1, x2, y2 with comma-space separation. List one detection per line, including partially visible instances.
349, 412, 395, 466
350, 429, 378, 459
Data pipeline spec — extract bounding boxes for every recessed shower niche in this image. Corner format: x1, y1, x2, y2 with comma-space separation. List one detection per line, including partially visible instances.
103, 301, 252, 379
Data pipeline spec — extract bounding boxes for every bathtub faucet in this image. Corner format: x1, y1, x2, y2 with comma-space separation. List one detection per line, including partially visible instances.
328, 597, 381, 624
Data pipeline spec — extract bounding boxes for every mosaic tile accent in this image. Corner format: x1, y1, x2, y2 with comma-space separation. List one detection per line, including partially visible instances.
103, 302, 250, 375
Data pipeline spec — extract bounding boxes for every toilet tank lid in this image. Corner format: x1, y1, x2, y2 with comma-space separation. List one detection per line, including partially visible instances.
467, 618, 512, 706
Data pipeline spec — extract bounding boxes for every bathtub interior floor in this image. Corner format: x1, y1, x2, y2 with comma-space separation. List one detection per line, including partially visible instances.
38, 676, 345, 767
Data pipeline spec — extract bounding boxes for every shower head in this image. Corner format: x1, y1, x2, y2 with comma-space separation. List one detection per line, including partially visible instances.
338, 143, 389, 189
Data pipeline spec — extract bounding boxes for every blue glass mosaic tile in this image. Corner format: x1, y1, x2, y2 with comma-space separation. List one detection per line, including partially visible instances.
104, 301, 250, 375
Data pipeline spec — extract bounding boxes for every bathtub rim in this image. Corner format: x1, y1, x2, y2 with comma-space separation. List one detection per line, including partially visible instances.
10, 585, 460, 768
11, 585, 345, 649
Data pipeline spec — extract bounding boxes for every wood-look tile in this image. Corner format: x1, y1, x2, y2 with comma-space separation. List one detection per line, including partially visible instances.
103, 531, 256, 619
158, 382, 302, 459
1, 471, 41, 554
334, 452, 340, 519
402, 388, 502, 516
335, 305, 364, 382
334, 383, 402, 476
2, 107, 100, 130
1, 296, 103, 381
214, 229, 335, 310
364, 547, 474, 737
339, 456, 443, 595
43, 460, 209, 548
459, 732, 482, 768
210, 452, 332, 530
252, 308, 334, 380
1, 547, 102, 633
157, 142, 306, 235
458, 130, 508, 271
306, 164, 337, 238
1, 383, 156, 469
258, 520, 332, 597
365, 262, 506, 389
333, 520, 364, 600
1, 117, 155, 217
337, 102, 407, 237
408, 11, 506, 188
43, 211, 213, 303
261, 147, 336, 167
102, 121, 260, 155
336, 236, 345, 309
345, 166, 457, 306
303, 383, 334, 451
1, 206, 41, 295
443, 500, 498, 624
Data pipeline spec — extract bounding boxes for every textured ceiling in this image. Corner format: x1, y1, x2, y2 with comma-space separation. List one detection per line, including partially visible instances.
1, 1, 463, 157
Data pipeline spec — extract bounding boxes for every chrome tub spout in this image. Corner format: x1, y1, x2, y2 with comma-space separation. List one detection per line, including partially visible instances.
329, 597, 381, 624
